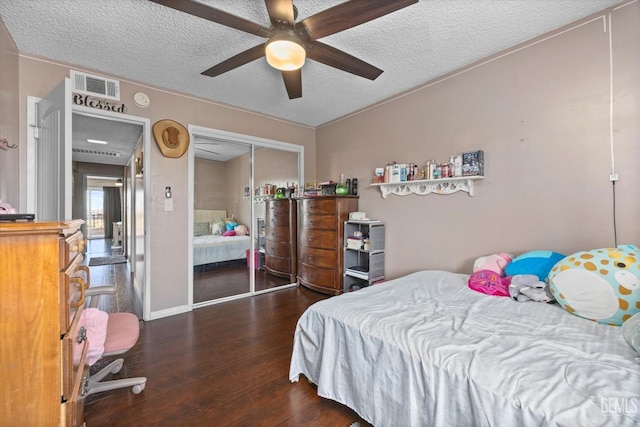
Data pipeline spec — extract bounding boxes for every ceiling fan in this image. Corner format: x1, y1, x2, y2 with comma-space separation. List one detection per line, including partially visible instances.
149, 0, 418, 99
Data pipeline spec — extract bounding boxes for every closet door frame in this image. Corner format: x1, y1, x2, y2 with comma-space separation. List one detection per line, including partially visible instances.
187, 125, 304, 309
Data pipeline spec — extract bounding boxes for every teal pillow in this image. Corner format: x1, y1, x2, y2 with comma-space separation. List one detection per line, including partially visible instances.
622, 312, 640, 355
194, 222, 210, 236
504, 250, 566, 281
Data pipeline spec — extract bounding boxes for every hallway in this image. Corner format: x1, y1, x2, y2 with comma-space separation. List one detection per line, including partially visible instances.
86, 238, 139, 317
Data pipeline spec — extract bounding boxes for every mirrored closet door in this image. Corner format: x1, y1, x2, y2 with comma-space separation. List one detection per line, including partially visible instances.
190, 127, 303, 307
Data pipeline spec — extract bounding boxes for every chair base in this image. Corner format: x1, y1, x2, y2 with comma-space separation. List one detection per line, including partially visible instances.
86, 358, 147, 396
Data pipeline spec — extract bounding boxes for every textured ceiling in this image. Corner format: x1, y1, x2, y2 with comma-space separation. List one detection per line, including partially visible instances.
0, 0, 621, 128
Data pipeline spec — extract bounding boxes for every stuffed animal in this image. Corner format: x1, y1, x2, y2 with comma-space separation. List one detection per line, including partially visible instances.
508, 274, 554, 303
504, 250, 566, 281
473, 253, 513, 276
548, 245, 640, 325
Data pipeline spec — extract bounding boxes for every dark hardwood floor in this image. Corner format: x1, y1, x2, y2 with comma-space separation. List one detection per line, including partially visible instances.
194, 260, 291, 303
83, 239, 371, 426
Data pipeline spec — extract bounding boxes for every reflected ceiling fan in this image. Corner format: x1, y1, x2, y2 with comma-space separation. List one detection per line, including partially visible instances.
149, 0, 418, 99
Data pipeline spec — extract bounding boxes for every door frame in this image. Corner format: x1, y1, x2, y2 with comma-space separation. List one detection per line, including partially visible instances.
188, 125, 304, 309
26, 100, 152, 320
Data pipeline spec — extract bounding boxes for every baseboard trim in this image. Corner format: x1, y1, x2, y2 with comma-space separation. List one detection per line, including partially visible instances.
147, 304, 191, 320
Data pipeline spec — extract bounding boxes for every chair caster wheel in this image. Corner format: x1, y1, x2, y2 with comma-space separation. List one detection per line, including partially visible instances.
132, 384, 145, 394
111, 363, 122, 374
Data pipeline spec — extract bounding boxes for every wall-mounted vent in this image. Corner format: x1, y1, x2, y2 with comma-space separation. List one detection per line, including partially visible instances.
70, 70, 120, 101
73, 148, 121, 157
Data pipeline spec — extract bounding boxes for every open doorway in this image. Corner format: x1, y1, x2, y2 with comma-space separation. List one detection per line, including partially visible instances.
28, 88, 151, 319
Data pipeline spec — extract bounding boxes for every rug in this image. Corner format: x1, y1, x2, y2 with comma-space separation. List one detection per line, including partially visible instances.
89, 255, 127, 266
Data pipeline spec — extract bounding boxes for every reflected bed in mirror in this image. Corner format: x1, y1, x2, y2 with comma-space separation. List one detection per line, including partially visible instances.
193, 209, 251, 266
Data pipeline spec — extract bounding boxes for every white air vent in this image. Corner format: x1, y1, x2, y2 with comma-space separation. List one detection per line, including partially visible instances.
73, 148, 121, 158
70, 70, 120, 101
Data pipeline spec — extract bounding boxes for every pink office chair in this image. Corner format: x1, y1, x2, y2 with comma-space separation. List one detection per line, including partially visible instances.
82, 286, 147, 396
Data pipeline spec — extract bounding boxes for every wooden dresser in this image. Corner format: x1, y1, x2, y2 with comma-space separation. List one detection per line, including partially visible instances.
0, 220, 89, 427
297, 196, 358, 295
265, 198, 297, 282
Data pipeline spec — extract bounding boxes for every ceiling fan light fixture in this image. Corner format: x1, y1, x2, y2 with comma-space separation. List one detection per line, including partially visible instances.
265, 34, 306, 71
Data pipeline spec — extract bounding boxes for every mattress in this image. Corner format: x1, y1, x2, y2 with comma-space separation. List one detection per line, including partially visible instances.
289, 270, 640, 427
193, 234, 250, 266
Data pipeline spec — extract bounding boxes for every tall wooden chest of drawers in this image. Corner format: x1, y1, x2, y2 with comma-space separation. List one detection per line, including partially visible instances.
265, 198, 297, 283
0, 220, 89, 427
297, 196, 358, 295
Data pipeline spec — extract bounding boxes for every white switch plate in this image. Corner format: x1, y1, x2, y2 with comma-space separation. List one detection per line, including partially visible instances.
164, 198, 173, 211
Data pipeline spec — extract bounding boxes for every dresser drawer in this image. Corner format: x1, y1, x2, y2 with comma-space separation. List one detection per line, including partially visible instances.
61, 231, 85, 269
61, 304, 88, 403
265, 240, 291, 257
265, 254, 292, 274
60, 256, 89, 335
298, 214, 335, 230
265, 225, 291, 242
298, 228, 336, 250
298, 198, 336, 215
297, 263, 337, 288
298, 247, 336, 269
267, 199, 291, 214
62, 355, 89, 427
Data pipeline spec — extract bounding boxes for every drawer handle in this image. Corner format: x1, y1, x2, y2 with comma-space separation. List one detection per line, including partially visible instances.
78, 326, 87, 343
80, 375, 90, 397
70, 277, 86, 308
70, 238, 87, 253
78, 265, 91, 289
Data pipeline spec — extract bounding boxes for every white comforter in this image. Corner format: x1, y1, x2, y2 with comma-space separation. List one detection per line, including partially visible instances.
289, 270, 640, 427
193, 234, 250, 266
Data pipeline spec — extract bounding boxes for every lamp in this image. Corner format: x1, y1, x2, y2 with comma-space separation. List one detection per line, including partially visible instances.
265, 32, 306, 71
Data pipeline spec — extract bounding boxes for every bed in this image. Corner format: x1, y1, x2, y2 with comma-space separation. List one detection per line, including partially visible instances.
193, 209, 251, 266
289, 270, 640, 427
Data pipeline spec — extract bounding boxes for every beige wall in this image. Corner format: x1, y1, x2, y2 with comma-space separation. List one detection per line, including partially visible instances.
0, 18, 19, 208
14, 55, 315, 314
4, 3, 638, 314
316, 4, 640, 279
194, 158, 227, 211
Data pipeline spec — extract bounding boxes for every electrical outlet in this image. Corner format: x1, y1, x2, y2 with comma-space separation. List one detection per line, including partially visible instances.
609, 173, 619, 182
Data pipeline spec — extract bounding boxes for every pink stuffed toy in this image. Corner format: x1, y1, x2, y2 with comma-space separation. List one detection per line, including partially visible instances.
472, 253, 512, 277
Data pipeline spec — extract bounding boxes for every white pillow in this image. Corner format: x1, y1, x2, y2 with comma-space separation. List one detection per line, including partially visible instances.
211, 222, 221, 236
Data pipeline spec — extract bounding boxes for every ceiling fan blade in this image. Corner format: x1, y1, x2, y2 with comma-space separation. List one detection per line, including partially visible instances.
201, 44, 266, 78
297, 0, 417, 41
282, 70, 302, 99
307, 41, 382, 80
149, 0, 273, 38
264, 0, 295, 28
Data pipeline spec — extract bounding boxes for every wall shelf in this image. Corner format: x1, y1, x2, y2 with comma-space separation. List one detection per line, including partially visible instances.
371, 176, 484, 198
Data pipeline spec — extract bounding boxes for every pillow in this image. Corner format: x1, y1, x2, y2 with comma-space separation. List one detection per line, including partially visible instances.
622, 312, 640, 355
211, 222, 221, 236
504, 250, 566, 281
80, 308, 108, 366
234, 224, 249, 236
468, 270, 511, 297
194, 222, 210, 236
472, 253, 512, 276
214, 217, 226, 229
548, 245, 640, 326
222, 230, 236, 237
